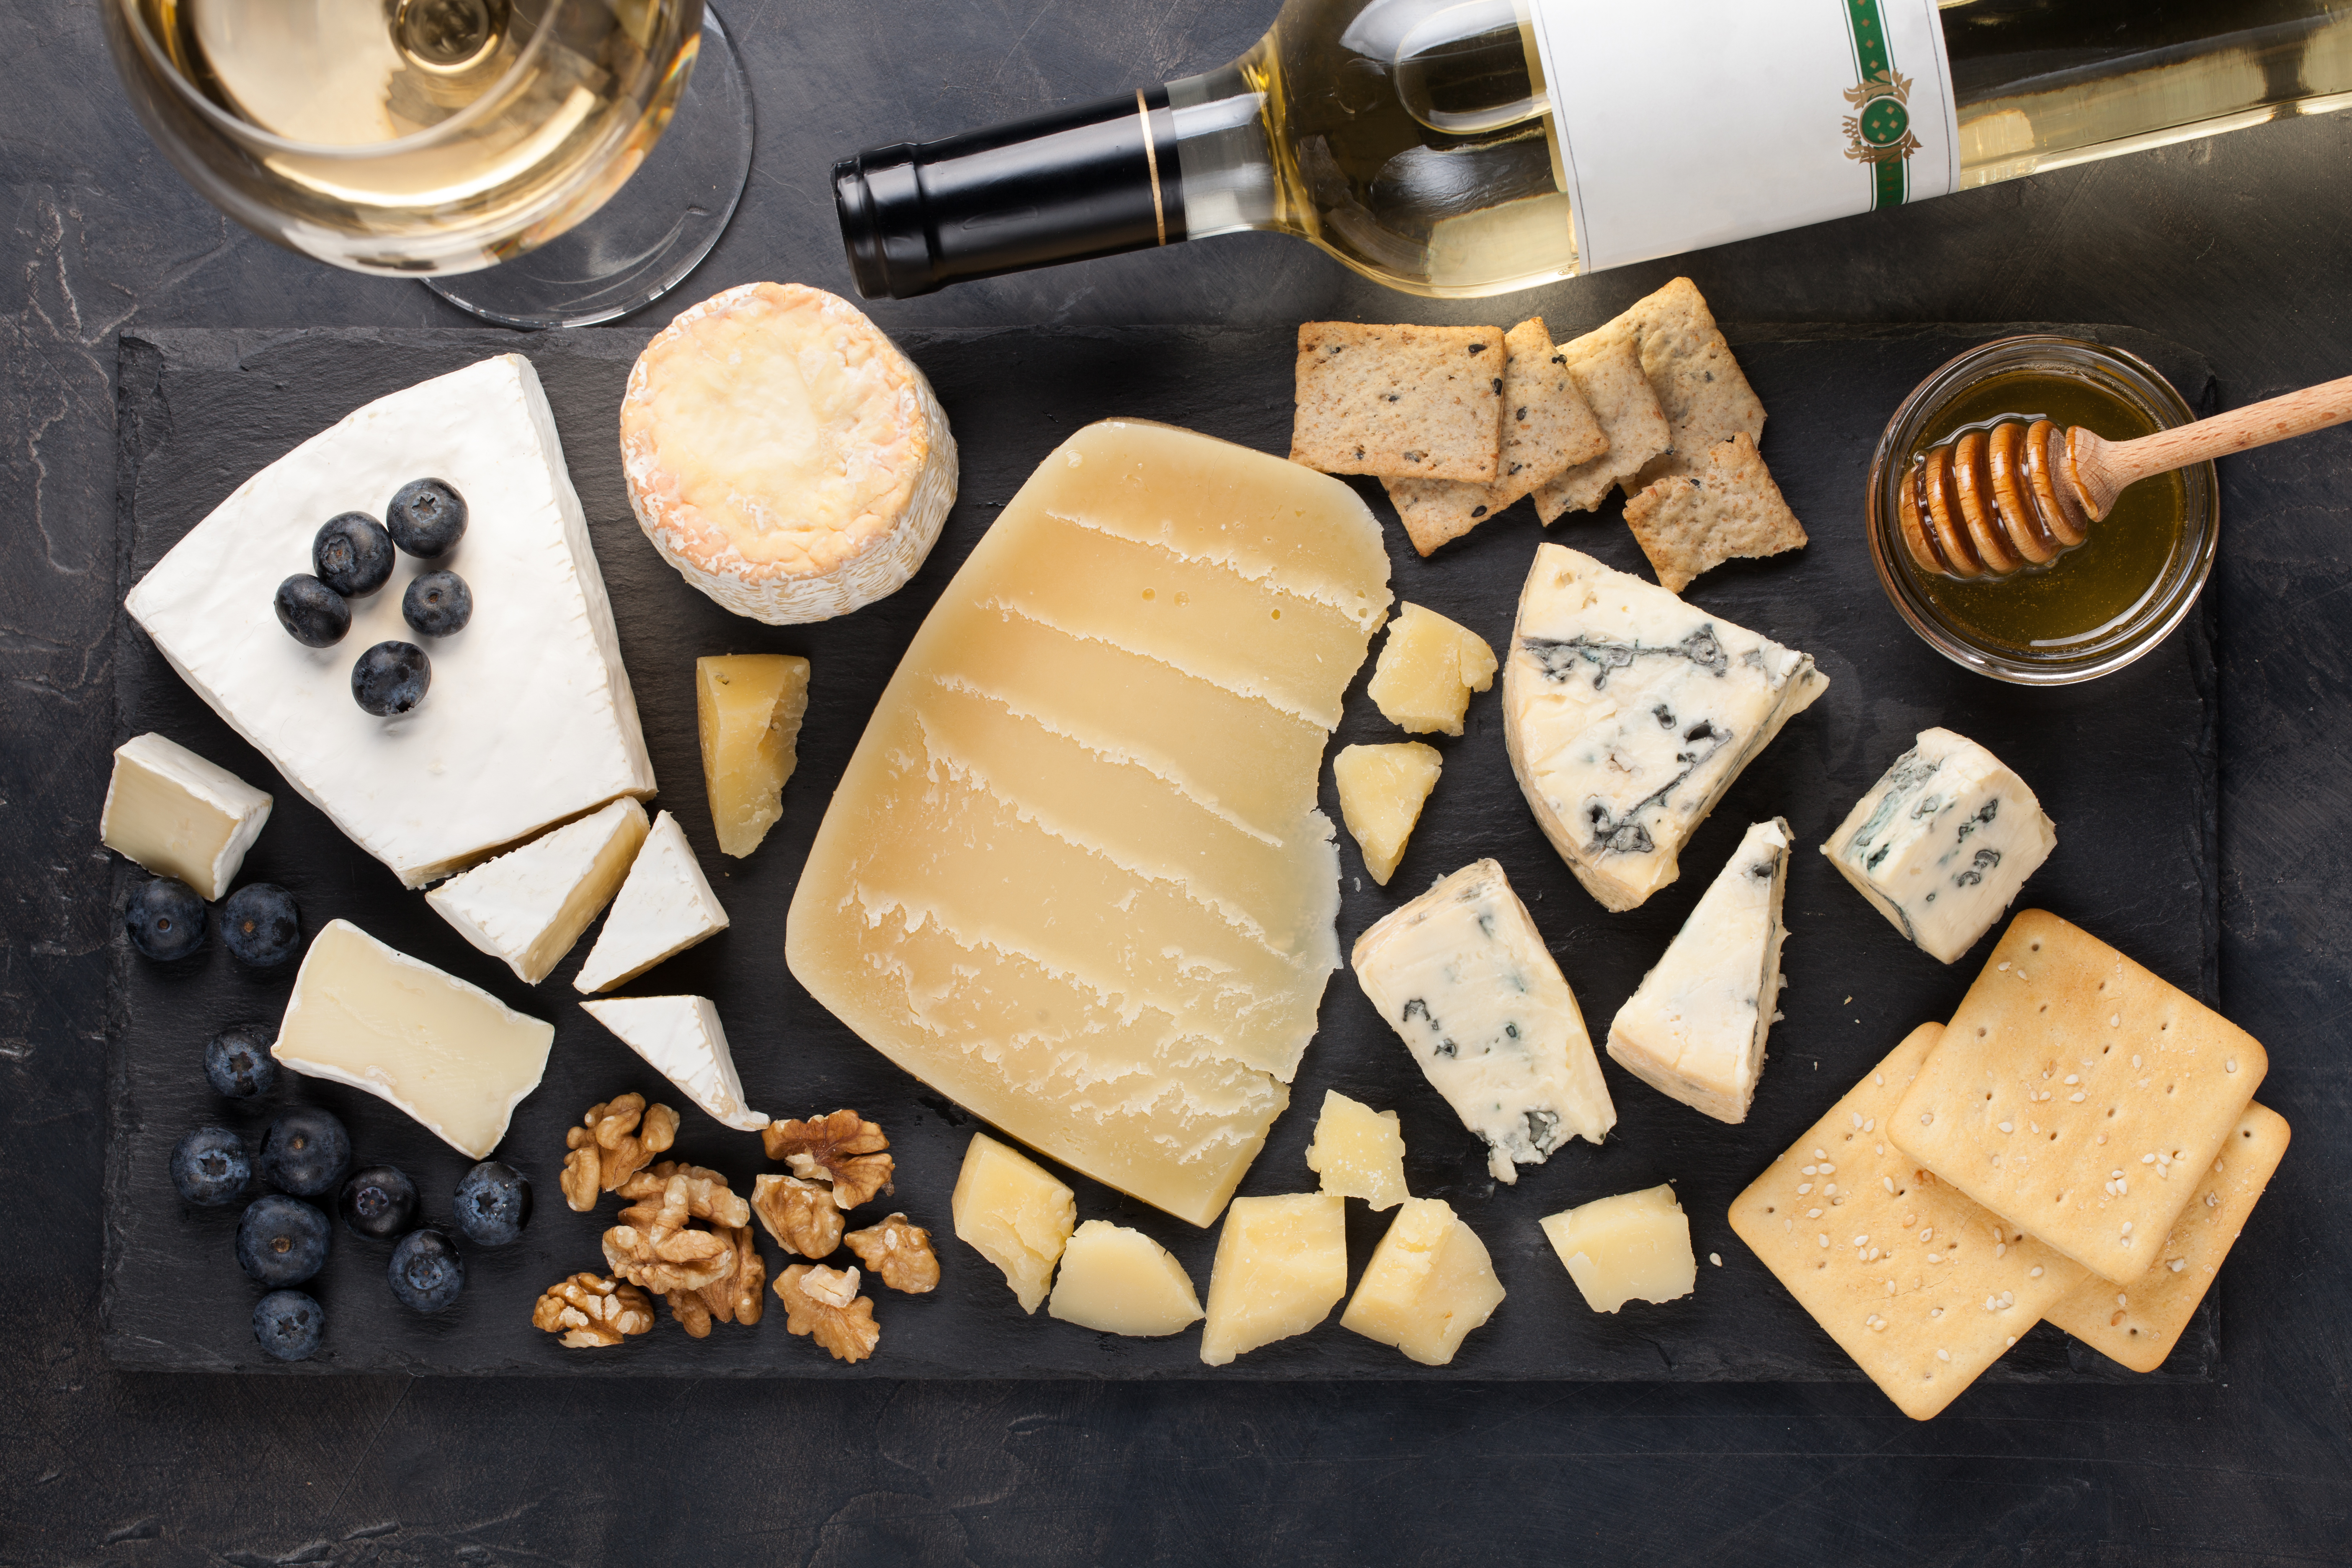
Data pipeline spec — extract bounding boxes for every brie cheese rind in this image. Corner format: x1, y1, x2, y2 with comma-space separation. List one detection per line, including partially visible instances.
580, 994, 769, 1132
424, 797, 648, 985
1351, 857, 1615, 1183
1606, 816, 1791, 1124
100, 732, 273, 901
124, 354, 656, 889
620, 282, 958, 625
274, 919, 554, 1160
1502, 543, 1825, 912
574, 810, 730, 994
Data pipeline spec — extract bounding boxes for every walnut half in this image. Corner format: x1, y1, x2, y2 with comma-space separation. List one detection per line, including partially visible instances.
776, 1264, 880, 1363
603, 1163, 748, 1295
532, 1273, 655, 1348
752, 1173, 844, 1259
561, 1094, 680, 1211
762, 1110, 895, 1209
844, 1213, 940, 1294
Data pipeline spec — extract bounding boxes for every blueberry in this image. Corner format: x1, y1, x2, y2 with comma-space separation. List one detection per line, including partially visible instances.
351, 640, 430, 717
386, 478, 467, 558
452, 1161, 531, 1248
126, 876, 206, 962
259, 1107, 351, 1197
314, 512, 395, 596
274, 574, 351, 647
401, 570, 472, 637
221, 883, 301, 968
388, 1228, 464, 1313
340, 1165, 419, 1239
204, 1022, 279, 1099
237, 1194, 330, 1286
252, 1289, 325, 1362
170, 1126, 251, 1206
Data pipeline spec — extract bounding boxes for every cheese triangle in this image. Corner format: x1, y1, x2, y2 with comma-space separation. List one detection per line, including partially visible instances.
425, 798, 648, 985
575, 811, 730, 994
581, 994, 768, 1132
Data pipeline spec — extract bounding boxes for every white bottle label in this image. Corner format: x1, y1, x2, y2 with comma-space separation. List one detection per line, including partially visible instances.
1527, 0, 1959, 273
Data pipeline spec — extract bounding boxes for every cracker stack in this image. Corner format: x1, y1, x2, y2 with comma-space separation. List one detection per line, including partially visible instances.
1734, 910, 2287, 1416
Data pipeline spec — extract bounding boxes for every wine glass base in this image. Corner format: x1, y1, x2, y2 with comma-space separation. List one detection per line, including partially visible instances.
424, 4, 753, 329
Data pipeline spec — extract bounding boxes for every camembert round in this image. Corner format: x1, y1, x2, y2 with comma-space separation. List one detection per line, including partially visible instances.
619, 281, 958, 624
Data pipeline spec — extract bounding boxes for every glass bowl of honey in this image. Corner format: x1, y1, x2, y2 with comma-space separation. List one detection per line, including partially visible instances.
1867, 335, 2217, 684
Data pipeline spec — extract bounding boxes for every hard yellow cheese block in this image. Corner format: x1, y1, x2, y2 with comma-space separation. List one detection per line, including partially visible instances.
273, 919, 554, 1160
1303, 1089, 1409, 1210
1541, 1184, 1697, 1313
100, 732, 273, 901
1047, 1220, 1205, 1336
952, 1132, 1077, 1314
1366, 603, 1497, 736
697, 654, 809, 858
1199, 1193, 1348, 1366
787, 420, 1392, 1227
1333, 742, 1442, 886
1340, 1197, 1505, 1365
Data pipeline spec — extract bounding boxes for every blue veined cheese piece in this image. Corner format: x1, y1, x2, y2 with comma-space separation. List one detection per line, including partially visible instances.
1502, 544, 1826, 912
1822, 727, 2057, 964
1607, 817, 1791, 1125
1350, 858, 1615, 1182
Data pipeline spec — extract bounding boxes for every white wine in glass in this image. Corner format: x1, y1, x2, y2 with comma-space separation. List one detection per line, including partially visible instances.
106, 0, 753, 325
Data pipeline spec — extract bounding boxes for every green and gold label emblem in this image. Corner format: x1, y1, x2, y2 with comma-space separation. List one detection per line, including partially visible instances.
1841, 0, 1923, 207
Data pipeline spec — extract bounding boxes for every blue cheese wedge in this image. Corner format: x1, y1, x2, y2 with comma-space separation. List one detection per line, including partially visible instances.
1502, 543, 1825, 912
1607, 817, 1791, 1124
1821, 727, 2056, 964
580, 995, 769, 1132
573, 810, 731, 994
1350, 858, 1615, 1182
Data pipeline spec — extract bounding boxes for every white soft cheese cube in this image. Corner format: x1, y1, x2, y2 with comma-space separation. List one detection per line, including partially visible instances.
99, 732, 273, 900
1540, 1184, 1697, 1314
580, 994, 768, 1132
574, 810, 730, 994
1046, 1220, 1205, 1336
425, 797, 648, 985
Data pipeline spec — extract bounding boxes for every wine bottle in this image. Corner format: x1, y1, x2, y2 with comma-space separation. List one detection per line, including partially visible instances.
834, 0, 2352, 299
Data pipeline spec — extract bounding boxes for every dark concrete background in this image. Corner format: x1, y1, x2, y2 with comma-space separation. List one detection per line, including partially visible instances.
4, 1, 2349, 1563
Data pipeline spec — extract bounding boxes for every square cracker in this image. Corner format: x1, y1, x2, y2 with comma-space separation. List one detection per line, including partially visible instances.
1729, 1023, 2089, 1421
1622, 431, 1807, 592
1892, 910, 2267, 1287
2044, 1101, 2289, 1372
1380, 318, 1610, 554
1290, 322, 1504, 482
1617, 276, 1766, 492
1532, 333, 1669, 521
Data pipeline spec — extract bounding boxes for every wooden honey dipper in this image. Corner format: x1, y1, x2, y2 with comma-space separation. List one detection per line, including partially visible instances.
1898, 373, 2352, 579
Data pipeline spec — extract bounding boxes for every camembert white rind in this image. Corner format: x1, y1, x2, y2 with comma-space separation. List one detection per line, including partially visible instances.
580, 993, 768, 1132
1606, 817, 1791, 1124
574, 810, 730, 994
788, 420, 1392, 1228
425, 797, 648, 985
620, 282, 957, 624
100, 732, 273, 900
1821, 727, 2056, 964
124, 354, 657, 889
1351, 858, 1615, 1183
273, 918, 553, 1160
1502, 543, 1824, 912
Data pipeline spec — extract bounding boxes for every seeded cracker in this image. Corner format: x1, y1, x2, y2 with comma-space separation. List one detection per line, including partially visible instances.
1729, 1024, 2089, 1421
1532, 333, 1669, 521
1622, 432, 1808, 592
1892, 910, 2267, 1286
1290, 322, 1504, 482
2044, 1101, 2288, 1372
1380, 318, 1609, 554
1616, 276, 1766, 491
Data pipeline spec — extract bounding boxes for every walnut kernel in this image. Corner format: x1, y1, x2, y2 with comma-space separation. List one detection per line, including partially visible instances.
699, 1223, 766, 1328
561, 1095, 680, 1210
776, 1264, 880, 1363
844, 1213, 940, 1294
531, 1273, 655, 1348
762, 1110, 895, 1208
752, 1173, 844, 1259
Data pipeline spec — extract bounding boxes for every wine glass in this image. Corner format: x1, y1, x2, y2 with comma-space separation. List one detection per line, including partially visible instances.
103, 0, 753, 328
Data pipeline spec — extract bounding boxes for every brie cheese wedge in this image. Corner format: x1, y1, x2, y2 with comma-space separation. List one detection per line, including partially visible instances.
124, 354, 657, 888
580, 994, 769, 1132
426, 797, 648, 985
100, 732, 273, 900
574, 810, 730, 994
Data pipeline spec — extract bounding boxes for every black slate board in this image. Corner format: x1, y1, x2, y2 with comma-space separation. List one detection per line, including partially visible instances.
104, 322, 2218, 1380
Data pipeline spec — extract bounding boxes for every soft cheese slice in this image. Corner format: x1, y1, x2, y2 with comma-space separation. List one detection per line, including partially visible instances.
1822, 727, 2057, 964
1333, 742, 1442, 887
574, 811, 730, 994
1541, 1184, 1697, 1313
1340, 1197, 1505, 1365
621, 282, 957, 624
1351, 858, 1615, 1183
788, 420, 1391, 1226
1606, 817, 1792, 1124
124, 354, 655, 888
1047, 1220, 1207, 1336
953, 1133, 1078, 1314
1199, 1193, 1348, 1365
424, 798, 648, 985
580, 993, 767, 1132
273, 918, 553, 1159
100, 732, 273, 900
1502, 543, 1825, 911
1304, 1089, 1410, 1210
698, 654, 809, 859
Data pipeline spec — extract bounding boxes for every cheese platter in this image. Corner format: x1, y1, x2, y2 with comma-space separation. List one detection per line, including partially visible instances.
103, 317, 2224, 1382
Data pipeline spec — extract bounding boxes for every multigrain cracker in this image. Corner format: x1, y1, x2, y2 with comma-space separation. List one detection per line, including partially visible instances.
1622, 432, 1808, 591
1381, 318, 1609, 553
1616, 276, 1765, 490
1290, 322, 1504, 481
1729, 1023, 2089, 1421
1532, 333, 1668, 520
2044, 1101, 2288, 1371
1892, 910, 2267, 1286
